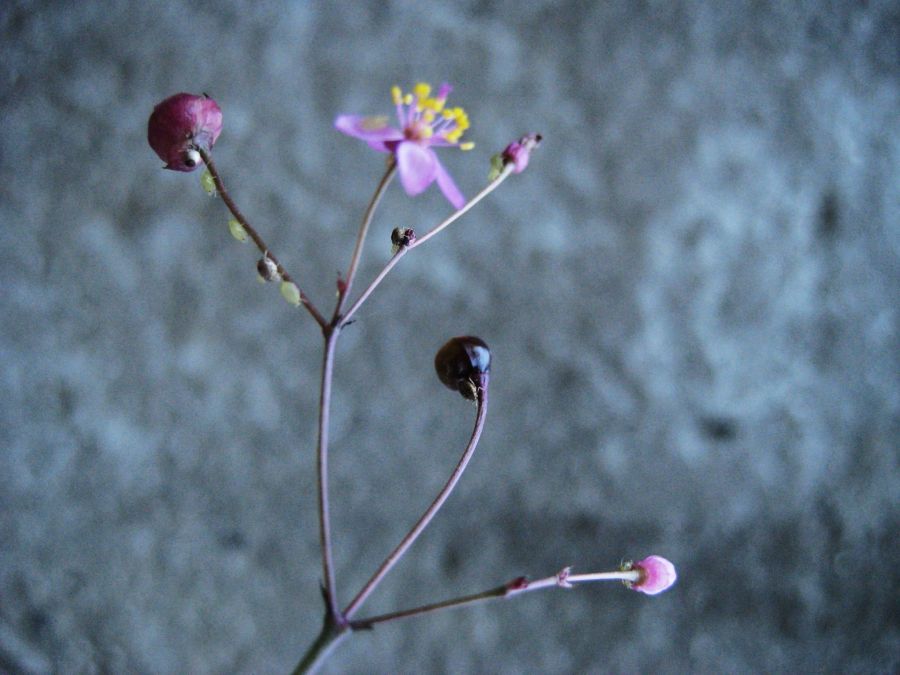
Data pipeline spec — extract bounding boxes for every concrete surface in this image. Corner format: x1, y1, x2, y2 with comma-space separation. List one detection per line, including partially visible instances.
2, 1, 898, 673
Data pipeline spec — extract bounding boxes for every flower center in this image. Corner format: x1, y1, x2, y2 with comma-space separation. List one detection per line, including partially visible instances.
392, 83, 474, 151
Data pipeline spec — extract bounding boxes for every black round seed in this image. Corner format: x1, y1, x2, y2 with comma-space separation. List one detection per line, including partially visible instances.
434, 336, 491, 400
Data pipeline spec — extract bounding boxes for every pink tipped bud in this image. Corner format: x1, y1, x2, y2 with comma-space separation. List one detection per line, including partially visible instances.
501, 133, 542, 173
148, 93, 223, 172
629, 556, 677, 595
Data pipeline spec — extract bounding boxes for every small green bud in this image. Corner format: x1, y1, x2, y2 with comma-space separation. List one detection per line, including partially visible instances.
280, 280, 301, 306
488, 153, 504, 182
228, 218, 248, 242
200, 168, 216, 195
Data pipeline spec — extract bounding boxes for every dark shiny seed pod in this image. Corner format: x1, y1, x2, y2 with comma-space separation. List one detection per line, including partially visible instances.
434, 336, 491, 400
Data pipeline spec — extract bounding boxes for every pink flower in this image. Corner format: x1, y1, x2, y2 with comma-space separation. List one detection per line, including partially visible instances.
335, 83, 474, 209
629, 555, 677, 595
148, 93, 223, 172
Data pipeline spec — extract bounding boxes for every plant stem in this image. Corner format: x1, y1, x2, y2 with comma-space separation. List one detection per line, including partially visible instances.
350, 568, 642, 628
197, 148, 327, 329
339, 165, 515, 327
316, 326, 342, 623
334, 158, 397, 320
343, 382, 490, 620
411, 163, 513, 248
291, 616, 351, 675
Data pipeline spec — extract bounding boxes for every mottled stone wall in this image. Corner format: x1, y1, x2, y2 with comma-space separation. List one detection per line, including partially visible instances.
2, 1, 897, 672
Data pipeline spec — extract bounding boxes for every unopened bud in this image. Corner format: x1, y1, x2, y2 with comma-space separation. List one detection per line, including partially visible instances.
280, 280, 301, 306
228, 218, 248, 242
390, 227, 416, 254
501, 133, 542, 174
626, 556, 677, 595
200, 168, 216, 195
257, 256, 280, 282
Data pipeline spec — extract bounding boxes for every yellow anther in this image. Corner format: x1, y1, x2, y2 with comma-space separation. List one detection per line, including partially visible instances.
420, 126, 434, 139
414, 82, 432, 100
422, 109, 435, 122
391, 86, 402, 105
442, 109, 454, 119
460, 141, 475, 151
446, 129, 462, 143
403, 93, 413, 105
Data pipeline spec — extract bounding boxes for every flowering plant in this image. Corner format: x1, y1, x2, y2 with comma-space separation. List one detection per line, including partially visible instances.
147, 84, 675, 673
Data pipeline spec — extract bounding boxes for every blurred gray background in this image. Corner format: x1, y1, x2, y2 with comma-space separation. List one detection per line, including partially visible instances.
2, 1, 898, 673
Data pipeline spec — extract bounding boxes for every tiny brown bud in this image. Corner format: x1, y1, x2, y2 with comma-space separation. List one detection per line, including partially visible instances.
257, 256, 280, 282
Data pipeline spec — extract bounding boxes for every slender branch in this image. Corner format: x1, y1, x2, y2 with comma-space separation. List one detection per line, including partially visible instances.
338, 165, 515, 327
316, 327, 343, 623
350, 568, 642, 629
333, 158, 397, 320
197, 148, 327, 329
411, 163, 514, 248
339, 248, 408, 326
343, 382, 490, 619
350, 584, 508, 628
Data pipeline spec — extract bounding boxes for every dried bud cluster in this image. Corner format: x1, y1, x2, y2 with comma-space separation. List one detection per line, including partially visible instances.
390, 227, 416, 254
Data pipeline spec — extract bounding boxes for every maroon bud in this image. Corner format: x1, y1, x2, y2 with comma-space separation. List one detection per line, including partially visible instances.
148, 93, 223, 172
434, 336, 491, 401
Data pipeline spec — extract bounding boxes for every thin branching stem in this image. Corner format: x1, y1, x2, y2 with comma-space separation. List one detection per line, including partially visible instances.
339, 165, 515, 327
197, 149, 327, 328
334, 158, 397, 321
343, 382, 490, 619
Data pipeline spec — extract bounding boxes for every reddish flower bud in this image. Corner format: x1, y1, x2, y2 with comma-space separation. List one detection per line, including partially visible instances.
501, 133, 542, 174
148, 93, 223, 172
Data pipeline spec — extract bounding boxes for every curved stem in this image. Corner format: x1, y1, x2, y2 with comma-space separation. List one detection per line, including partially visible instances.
197, 149, 327, 329
334, 159, 397, 321
343, 382, 490, 619
316, 327, 342, 622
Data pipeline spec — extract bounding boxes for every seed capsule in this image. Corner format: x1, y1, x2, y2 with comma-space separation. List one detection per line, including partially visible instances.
434, 336, 491, 401
147, 92, 223, 172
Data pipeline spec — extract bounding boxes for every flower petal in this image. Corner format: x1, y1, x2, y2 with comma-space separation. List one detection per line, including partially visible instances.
434, 158, 466, 209
396, 142, 437, 196
334, 115, 402, 152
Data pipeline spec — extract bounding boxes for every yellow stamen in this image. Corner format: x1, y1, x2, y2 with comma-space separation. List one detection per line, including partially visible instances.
414, 82, 432, 100
442, 109, 454, 119
420, 126, 434, 139
422, 110, 435, 122
403, 93, 413, 105
460, 142, 475, 151
391, 86, 402, 105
